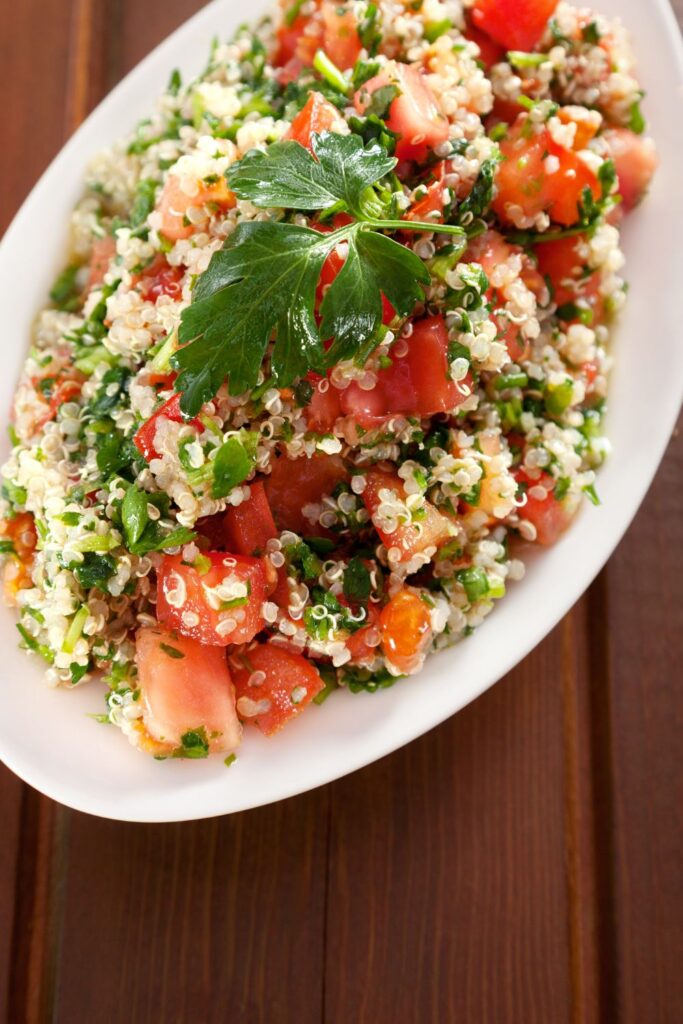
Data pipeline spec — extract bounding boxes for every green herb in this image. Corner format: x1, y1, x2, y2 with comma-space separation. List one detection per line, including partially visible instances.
129, 522, 196, 556
456, 566, 489, 603
581, 20, 601, 44
554, 477, 571, 501
357, 3, 381, 55
212, 436, 255, 498
304, 536, 336, 556
494, 372, 528, 390
130, 178, 159, 229
287, 541, 323, 581
583, 482, 601, 506
173, 726, 210, 759
489, 122, 508, 143
0, 539, 16, 555
343, 664, 398, 693
168, 68, 182, 96
507, 51, 548, 68
224, 753, 237, 767
545, 378, 574, 416
96, 432, 142, 478
70, 662, 90, 685
459, 157, 500, 223
294, 379, 314, 406
556, 301, 593, 325
160, 642, 185, 659
121, 485, 149, 547
424, 18, 451, 42
313, 49, 350, 94
88, 366, 130, 417
284, 0, 306, 24
17, 624, 54, 663
50, 264, 81, 312
343, 556, 371, 603
176, 132, 466, 414
73, 552, 117, 590
629, 96, 646, 135
363, 83, 399, 119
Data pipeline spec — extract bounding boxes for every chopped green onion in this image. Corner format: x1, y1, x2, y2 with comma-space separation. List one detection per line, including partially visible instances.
545, 379, 574, 416
494, 372, 529, 390
73, 534, 118, 553
424, 18, 452, 42
313, 49, 350, 95
507, 51, 548, 68
62, 605, 89, 654
456, 566, 489, 603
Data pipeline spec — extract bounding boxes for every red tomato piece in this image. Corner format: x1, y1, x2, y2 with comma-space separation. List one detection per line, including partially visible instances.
135, 627, 241, 753
156, 175, 236, 242
275, 14, 309, 66
344, 601, 381, 664
379, 589, 432, 674
362, 469, 452, 564
463, 21, 506, 68
493, 116, 600, 227
133, 393, 202, 462
466, 230, 533, 360
31, 374, 84, 430
516, 469, 573, 546
137, 255, 185, 303
222, 481, 278, 557
232, 643, 324, 736
285, 91, 341, 151
471, 0, 558, 52
534, 234, 604, 321
87, 236, 117, 290
265, 453, 348, 535
156, 551, 268, 646
354, 62, 449, 163
603, 128, 658, 212
404, 176, 446, 224
304, 373, 343, 432
321, 0, 361, 69
341, 315, 471, 426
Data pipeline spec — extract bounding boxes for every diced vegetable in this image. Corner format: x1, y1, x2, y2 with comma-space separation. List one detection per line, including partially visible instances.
603, 128, 658, 211
379, 589, 432, 673
133, 393, 202, 462
232, 642, 324, 735
265, 453, 348, 534
471, 0, 559, 52
516, 469, 575, 545
285, 91, 341, 151
362, 469, 452, 564
222, 480, 278, 556
156, 174, 236, 241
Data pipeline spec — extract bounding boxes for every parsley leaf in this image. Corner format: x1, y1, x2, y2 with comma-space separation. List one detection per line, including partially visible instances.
212, 436, 255, 498
343, 557, 371, 603
121, 485, 149, 547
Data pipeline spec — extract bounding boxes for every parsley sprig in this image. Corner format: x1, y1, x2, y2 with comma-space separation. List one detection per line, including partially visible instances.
174, 132, 465, 416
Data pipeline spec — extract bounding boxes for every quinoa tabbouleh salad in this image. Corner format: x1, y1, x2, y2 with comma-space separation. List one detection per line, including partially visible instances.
0, 0, 657, 761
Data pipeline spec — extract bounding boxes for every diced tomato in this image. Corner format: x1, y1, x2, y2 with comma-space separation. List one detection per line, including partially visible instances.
133, 393, 202, 462
157, 551, 268, 646
466, 230, 533, 361
304, 373, 343, 432
344, 600, 381, 664
135, 627, 241, 753
493, 115, 600, 227
515, 469, 573, 546
275, 14, 308, 65
136, 255, 185, 303
471, 0, 558, 52
232, 642, 324, 736
362, 469, 452, 564
354, 62, 449, 163
379, 589, 432, 673
341, 315, 471, 427
87, 236, 117, 290
31, 373, 84, 431
0, 512, 37, 604
404, 163, 446, 223
285, 91, 341, 151
277, 56, 306, 85
463, 21, 506, 69
321, 0, 361, 69
603, 128, 658, 212
535, 234, 604, 322
265, 453, 348, 535
557, 106, 601, 151
156, 174, 236, 242
221, 481, 278, 557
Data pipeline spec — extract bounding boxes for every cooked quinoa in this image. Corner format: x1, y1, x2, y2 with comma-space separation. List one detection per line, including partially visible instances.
0, 0, 656, 759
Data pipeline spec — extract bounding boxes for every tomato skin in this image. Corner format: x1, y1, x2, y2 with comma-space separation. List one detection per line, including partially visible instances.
156, 175, 236, 241
471, 0, 558, 52
285, 91, 341, 151
87, 235, 117, 290
321, 0, 361, 69
265, 453, 348, 535
304, 373, 343, 432
466, 230, 534, 361
379, 589, 432, 673
493, 116, 600, 228
275, 12, 321, 67
354, 62, 449, 163
463, 21, 506, 69
404, 175, 445, 224
362, 469, 452, 564
341, 315, 471, 427
137, 255, 184, 302
133, 394, 202, 462
535, 234, 604, 321
232, 643, 324, 736
516, 469, 573, 546
603, 128, 658, 212
344, 601, 381, 664
156, 551, 268, 646
222, 481, 278, 557
135, 627, 241, 753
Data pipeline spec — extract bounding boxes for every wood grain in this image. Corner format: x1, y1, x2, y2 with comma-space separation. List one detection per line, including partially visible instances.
0, 1, 680, 1022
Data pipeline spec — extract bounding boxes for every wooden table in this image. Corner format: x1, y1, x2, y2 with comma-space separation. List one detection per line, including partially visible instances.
0, 3, 681, 1021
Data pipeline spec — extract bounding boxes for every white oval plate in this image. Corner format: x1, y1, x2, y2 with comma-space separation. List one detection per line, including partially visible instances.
0, 0, 681, 821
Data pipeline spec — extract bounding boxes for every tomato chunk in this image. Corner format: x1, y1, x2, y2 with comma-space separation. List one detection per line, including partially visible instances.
222, 481, 278, 557
493, 116, 600, 227
466, 230, 535, 361
535, 234, 604, 321
304, 373, 343, 432
265, 453, 348, 535
232, 643, 324, 736
133, 393, 202, 462
321, 0, 361, 70
380, 589, 432, 673
88, 236, 117, 290
135, 627, 241, 753
471, 0, 558, 52
354, 62, 449, 163
156, 174, 236, 241
285, 91, 341, 151
274, 12, 321, 67
344, 600, 381, 664
0, 513, 37, 604
156, 551, 268, 646
341, 315, 471, 426
137, 255, 185, 303
516, 469, 574, 545
603, 128, 658, 211
362, 469, 452, 565
463, 22, 506, 69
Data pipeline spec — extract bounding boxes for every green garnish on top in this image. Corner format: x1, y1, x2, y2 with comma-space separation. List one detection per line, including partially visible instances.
173, 131, 466, 416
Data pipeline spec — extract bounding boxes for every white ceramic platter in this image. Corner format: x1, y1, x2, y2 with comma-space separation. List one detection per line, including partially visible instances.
0, 0, 681, 821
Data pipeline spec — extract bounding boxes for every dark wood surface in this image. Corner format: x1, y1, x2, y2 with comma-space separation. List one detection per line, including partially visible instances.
0, 3, 681, 1021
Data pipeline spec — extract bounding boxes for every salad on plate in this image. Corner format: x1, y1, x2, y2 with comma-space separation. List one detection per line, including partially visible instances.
0, 0, 656, 761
